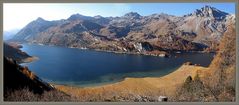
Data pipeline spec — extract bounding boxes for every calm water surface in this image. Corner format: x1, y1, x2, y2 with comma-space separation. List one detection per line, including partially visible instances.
21, 44, 215, 87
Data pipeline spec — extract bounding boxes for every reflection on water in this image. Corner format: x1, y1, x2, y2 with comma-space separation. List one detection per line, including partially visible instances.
21, 44, 215, 87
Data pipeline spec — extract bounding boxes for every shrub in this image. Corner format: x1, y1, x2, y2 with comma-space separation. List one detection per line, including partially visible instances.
4, 87, 72, 102
174, 74, 207, 102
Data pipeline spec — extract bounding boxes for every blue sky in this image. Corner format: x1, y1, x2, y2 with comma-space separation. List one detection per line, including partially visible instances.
4, 3, 235, 31
126, 3, 235, 16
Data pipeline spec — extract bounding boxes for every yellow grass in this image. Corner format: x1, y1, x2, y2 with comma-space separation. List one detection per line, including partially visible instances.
55, 65, 209, 99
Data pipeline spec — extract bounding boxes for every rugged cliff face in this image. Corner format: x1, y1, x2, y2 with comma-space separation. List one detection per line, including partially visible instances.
10, 6, 235, 53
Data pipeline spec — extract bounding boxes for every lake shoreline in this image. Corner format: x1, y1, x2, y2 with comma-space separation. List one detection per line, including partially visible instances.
21, 56, 39, 63
27, 42, 215, 58
54, 64, 209, 101
19, 44, 215, 87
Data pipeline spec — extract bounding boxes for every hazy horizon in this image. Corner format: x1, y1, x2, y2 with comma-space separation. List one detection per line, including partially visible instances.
3, 3, 235, 32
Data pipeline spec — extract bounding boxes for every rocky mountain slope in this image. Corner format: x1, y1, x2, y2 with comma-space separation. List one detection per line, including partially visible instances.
175, 21, 236, 102
4, 57, 54, 94
10, 6, 235, 55
4, 43, 54, 95
4, 43, 31, 63
56, 20, 236, 102
204, 23, 236, 101
4, 44, 71, 101
3, 29, 20, 40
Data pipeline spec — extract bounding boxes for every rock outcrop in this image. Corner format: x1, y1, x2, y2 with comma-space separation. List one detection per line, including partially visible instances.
10, 6, 235, 54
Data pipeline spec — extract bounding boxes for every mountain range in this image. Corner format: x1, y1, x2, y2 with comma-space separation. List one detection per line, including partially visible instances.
3, 29, 20, 40
9, 5, 235, 56
4, 5, 236, 101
